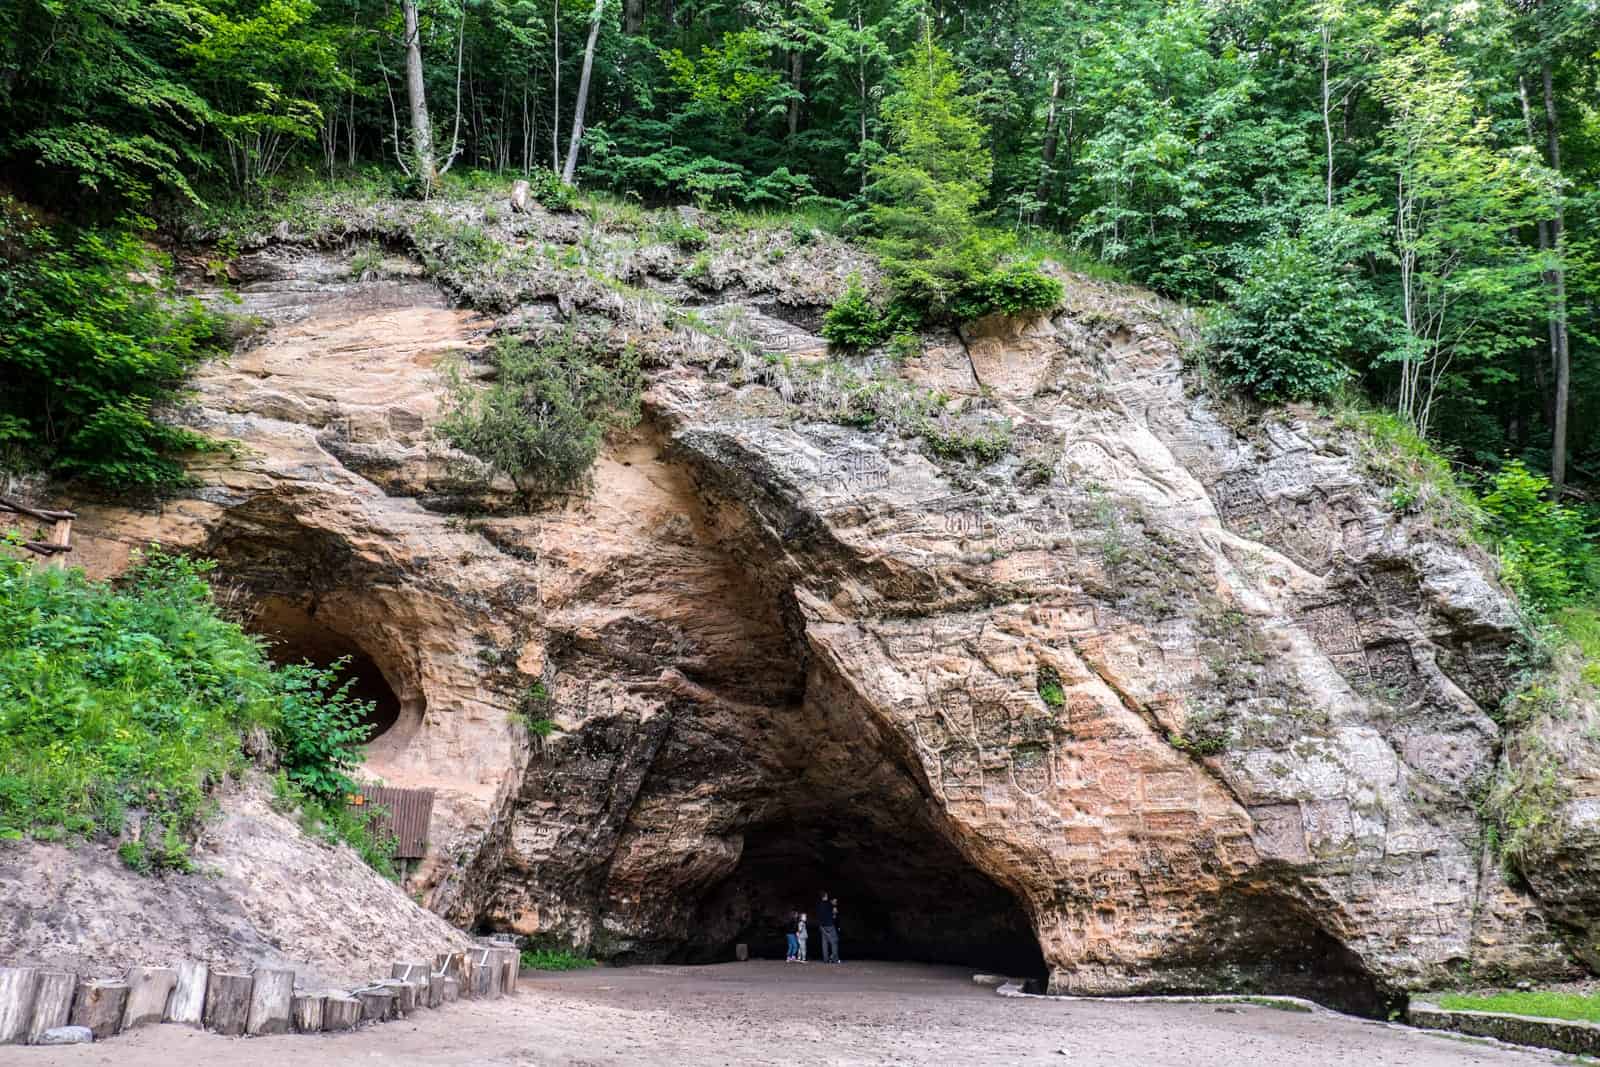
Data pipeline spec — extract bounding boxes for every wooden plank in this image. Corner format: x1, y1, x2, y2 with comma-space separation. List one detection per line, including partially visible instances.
352, 786, 435, 859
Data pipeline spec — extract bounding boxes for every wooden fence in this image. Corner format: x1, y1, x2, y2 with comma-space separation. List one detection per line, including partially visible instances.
0, 496, 74, 565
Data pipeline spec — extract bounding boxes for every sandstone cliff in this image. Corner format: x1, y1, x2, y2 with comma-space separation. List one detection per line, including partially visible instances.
49, 192, 1599, 1013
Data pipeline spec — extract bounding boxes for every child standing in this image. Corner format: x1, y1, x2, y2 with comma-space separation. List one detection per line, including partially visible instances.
784, 910, 800, 961
796, 912, 809, 963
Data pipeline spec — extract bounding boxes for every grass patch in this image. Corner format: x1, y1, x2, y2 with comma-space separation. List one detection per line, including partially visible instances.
519, 948, 596, 971
1438, 990, 1600, 1024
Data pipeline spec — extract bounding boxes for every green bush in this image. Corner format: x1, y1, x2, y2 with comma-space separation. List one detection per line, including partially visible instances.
653, 214, 710, 250
519, 948, 596, 971
949, 260, 1064, 321
273, 660, 376, 803
0, 198, 227, 491
1206, 234, 1389, 403
524, 168, 578, 211
0, 545, 381, 871
1480, 461, 1599, 615
822, 278, 895, 350
439, 332, 642, 496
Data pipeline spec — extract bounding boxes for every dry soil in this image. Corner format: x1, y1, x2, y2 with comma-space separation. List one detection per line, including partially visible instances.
6, 961, 1565, 1066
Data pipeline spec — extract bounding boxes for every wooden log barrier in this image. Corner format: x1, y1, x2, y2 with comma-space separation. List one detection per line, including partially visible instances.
437, 976, 460, 1004
0, 967, 38, 1044
246, 968, 295, 1036
355, 987, 396, 1023
26, 971, 75, 1044
291, 993, 326, 1034
121, 966, 177, 1031
425, 972, 445, 1009
376, 979, 415, 1015
498, 949, 518, 995
322, 994, 361, 1032
70, 978, 129, 1040
203, 971, 253, 1036
166, 961, 207, 1026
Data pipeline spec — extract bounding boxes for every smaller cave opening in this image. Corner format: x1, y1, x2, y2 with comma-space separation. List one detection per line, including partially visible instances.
250, 602, 405, 744
675, 815, 1047, 981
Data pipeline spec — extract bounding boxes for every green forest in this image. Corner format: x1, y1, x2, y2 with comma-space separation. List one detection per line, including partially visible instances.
0, 0, 1596, 609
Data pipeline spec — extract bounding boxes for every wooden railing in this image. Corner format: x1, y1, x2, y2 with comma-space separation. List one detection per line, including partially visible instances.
0, 496, 75, 566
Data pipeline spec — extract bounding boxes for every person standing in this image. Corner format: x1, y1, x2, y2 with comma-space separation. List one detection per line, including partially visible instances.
796, 911, 809, 962
817, 891, 839, 964
831, 896, 843, 963
784, 910, 800, 962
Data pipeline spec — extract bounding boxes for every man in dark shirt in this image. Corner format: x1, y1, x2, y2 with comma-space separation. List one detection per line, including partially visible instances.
818, 891, 839, 963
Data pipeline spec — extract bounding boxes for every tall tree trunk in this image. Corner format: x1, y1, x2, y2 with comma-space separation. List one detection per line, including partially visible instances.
625, 0, 643, 35
1541, 57, 1569, 494
1520, 76, 1560, 433
552, 1, 561, 172
402, 0, 436, 186
787, 48, 803, 139
561, 0, 604, 185
1031, 71, 1061, 225
1321, 23, 1334, 208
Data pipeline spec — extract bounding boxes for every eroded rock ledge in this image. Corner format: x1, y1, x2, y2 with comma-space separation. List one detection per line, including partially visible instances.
56, 208, 1598, 1014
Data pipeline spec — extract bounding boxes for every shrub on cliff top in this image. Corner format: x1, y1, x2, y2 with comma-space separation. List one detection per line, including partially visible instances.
439, 331, 642, 497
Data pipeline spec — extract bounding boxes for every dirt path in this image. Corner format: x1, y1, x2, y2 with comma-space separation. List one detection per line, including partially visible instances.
10, 962, 1561, 1066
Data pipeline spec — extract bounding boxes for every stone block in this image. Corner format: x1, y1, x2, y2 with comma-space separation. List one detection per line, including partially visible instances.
37, 1025, 93, 1045
26, 971, 75, 1044
322, 994, 361, 1032
203, 971, 253, 1036
735, 944, 749, 962
291, 993, 326, 1033
166, 961, 207, 1026
69, 978, 128, 1040
0, 966, 38, 1044
246, 967, 295, 1036
121, 966, 177, 1030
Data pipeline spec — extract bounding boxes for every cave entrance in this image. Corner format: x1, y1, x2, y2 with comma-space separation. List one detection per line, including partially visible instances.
251, 601, 404, 744
676, 810, 1047, 979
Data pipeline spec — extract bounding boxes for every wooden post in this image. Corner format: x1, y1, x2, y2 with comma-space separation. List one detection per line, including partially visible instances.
121, 966, 177, 1030
323, 994, 361, 1031
355, 987, 396, 1022
0, 967, 38, 1044
291, 993, 326, 1033
69, 978, 128, 1040
377, 979, 415, 1015
46, 517, 71, 569
499, 949, 518, 995
203, 971, 253, 1036
26, 972, 75, 1044
246, 968, 295, 1035
438, 976, 460, 1003
166, 961, 207, 1026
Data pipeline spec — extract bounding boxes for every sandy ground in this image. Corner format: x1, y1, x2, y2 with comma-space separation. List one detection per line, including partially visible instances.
4, 961, 1566, 1066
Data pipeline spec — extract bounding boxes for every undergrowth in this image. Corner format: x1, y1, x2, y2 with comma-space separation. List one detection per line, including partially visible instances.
519, 948, 596, 971
0, 543, 388, 874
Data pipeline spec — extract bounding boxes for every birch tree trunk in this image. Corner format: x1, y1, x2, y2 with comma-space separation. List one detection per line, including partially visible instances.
1541, 56, 1570, 494
552, 2, 561, 172
403, 0, 436, 187
561, 0, 604, 185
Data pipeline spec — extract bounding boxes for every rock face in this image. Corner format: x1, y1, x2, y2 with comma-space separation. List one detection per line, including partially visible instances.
48, 206, 1596, 1013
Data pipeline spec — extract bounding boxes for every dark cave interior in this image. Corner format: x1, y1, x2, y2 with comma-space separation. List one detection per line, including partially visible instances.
674, 812, 1047, 979
253, 608, 402, 743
